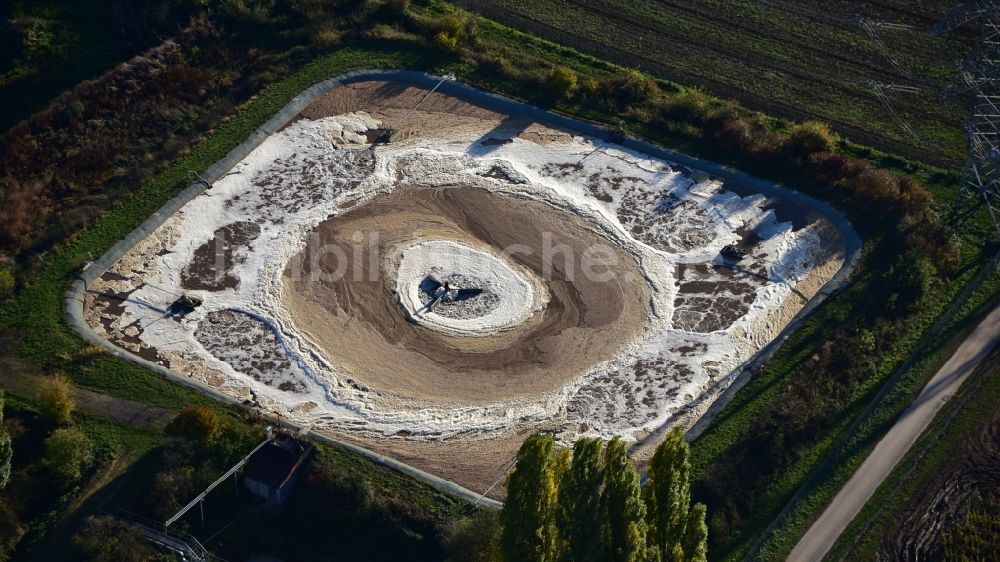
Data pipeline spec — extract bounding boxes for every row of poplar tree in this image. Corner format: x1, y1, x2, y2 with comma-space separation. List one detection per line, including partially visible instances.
500, 426, 707, 562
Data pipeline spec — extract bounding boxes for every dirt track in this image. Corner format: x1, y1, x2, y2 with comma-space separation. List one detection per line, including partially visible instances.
0, 361, 172, 430
788, 301, 1000, 562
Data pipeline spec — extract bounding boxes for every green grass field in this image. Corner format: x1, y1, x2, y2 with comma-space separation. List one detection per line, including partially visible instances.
452, 0, 972, 167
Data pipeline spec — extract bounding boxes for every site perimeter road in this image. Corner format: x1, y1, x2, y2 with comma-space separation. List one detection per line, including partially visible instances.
788, 300, 1000, 562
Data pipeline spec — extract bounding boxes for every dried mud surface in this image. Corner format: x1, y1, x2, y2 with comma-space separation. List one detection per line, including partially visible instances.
283, 186, 651, 403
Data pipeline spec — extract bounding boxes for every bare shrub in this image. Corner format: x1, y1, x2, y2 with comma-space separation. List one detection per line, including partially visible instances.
850, 168, 900, 202
0, 174, 52, 249
702, 99, 742, 127
904, 220, 961, 277
812, 152, 871, 182
601, 68, 660, 109
73, 516, 163, 562
445, 510, 502, 562
362, 24, 417, 43
716, 114, 781, 157
895, 175, 934, 217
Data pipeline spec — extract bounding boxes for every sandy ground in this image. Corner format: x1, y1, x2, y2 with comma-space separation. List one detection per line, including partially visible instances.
283, 186, 651, 404
299, 80, 577, 147
327, 428, 529, 500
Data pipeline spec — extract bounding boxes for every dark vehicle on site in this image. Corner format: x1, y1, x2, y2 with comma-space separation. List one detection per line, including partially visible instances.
416, 275, 484, 315
720, 244, 748, 262
168, 294, 202, 317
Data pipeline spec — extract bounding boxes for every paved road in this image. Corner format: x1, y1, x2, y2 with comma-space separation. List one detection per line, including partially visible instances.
788, 301, 1000, 561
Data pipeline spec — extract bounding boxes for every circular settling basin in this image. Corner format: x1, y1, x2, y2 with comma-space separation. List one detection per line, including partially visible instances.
282, 186, 652, 404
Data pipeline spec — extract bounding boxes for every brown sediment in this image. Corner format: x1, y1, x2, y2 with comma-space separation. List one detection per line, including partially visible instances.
81, 78, 854, 499
673, 262, 759, 333
282, 185, 651, 404
300, 80, 506, 124
85, 279, 169, 367
328, 429, 532, 500
298, 80, 576, 145
181, 221, 261, 291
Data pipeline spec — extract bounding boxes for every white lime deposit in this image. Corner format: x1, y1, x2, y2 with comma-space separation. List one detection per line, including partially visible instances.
396, 240, 546, 337
94, 109, 839, 442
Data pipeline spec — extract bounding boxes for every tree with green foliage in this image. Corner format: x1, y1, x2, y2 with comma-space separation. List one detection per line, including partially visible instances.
73, 515, 168, 562
0, 501, 23, 562
551, 446, 571, 556
544, 66, 578, 99
43, 428, 93, 486
783, 120, 839, 158
165, 405, 220, 445
601, 437, 647, 562
557, 437, 606, 562
0, 433, 10, 492
433, 31, 459, 52
502, 433, 560, 562
645, 427, 689, 556
502, 431, 708, 562
645, 427, 707, 562
446, 509, 502, 562
680, 503, 707, 562
39, 374, 74, 426
0, 265, 14, 300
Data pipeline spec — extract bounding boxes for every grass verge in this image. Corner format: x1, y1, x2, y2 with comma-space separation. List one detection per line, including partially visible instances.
749, 266, 1000, 560
824, 340, 1000, 560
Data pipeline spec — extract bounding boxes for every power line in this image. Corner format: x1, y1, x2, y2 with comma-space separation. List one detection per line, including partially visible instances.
165, 432, 274, 527
859, 19, 921, 82
868, 81, 924, 142
936, 1, 1000, 239
854, 2, 1000, 239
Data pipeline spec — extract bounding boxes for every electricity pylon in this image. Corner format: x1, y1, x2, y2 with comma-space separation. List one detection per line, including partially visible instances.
936, 1, 1000, 239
